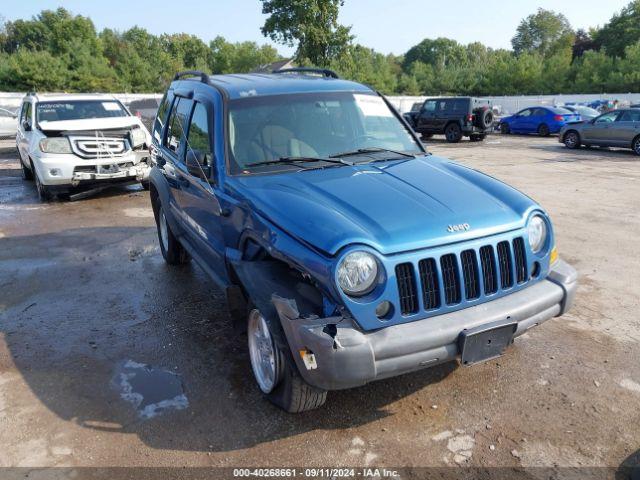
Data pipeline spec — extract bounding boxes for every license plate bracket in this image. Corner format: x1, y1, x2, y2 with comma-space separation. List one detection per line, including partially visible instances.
458, 319, 517, 366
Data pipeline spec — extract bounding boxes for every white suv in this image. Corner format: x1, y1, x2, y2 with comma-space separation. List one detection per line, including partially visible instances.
16, 93, 152, 201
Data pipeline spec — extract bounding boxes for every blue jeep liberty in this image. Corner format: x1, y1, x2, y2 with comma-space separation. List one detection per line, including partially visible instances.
149, 69, 577, 412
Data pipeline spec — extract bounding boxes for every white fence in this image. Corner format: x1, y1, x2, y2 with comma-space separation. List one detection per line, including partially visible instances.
3, 90, 640, 117
0, 92, 162, 113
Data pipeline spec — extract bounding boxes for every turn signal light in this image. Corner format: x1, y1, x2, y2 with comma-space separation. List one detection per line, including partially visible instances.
550, 246, 558, 264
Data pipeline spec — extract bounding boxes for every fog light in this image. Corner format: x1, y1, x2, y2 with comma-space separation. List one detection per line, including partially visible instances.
49, 168, 62, 176
375, 300, 392, 319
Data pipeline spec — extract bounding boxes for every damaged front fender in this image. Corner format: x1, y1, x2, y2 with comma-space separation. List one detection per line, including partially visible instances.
272, 295, 376, 390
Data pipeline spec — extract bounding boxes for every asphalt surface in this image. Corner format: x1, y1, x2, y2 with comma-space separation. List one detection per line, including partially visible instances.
0, 135, 639, 475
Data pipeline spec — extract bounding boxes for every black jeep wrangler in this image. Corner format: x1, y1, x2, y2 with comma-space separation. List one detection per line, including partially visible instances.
403, 97, 494, 143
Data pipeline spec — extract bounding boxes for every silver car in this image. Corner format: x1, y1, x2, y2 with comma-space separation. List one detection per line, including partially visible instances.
559, 109, 640, 155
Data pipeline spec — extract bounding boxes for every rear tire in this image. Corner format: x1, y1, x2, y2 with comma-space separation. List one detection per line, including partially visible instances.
248, 308, 327, 413
470, 134, 486, 142
445, 123, 463, 143
564, 131, 581, 149
421, 133, 433, 140
633, 135, 640, 156
538, 124, 550, 137
155, 204, 190, 265
500, 123, 510, 135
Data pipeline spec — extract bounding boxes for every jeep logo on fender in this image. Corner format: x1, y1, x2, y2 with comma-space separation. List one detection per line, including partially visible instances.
447, 223, 470, 233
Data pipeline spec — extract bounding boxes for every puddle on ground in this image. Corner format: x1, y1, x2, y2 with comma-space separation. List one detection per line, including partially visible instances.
112, 360, 188, 419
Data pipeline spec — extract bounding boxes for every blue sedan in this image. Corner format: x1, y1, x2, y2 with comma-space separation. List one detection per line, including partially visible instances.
499, 107, 581, 136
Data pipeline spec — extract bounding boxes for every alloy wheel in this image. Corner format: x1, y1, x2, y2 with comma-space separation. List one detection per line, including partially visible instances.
565, 132, 578, 148
159, 208, 169, 253
248, 309, 278, 394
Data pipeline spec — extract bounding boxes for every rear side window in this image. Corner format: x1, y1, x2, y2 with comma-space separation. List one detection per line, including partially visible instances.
164, 98, 194, 157
153, 91, 174, 143
452, 100, 468, 112
618, 110, 640, 122
533, 108, 547, 116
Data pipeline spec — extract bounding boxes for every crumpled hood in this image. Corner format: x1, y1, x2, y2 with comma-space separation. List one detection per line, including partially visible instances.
38, 116, 144, 133
233, 156, 539, 255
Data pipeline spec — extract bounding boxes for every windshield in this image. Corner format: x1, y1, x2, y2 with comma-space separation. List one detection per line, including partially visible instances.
227, 92, 423, 174
576, 106, 600, 116
36, 100, 128, 123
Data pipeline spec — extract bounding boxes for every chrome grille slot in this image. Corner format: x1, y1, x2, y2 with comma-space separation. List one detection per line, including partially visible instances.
418, 258, 440, 310
395, 263, 418, 315
71, 136, 129, 159
479, 245, 498, 294
497, 241, 513, 289
461, 249, 480, 300
513, 237, 527, 284
440, 254, 461, 305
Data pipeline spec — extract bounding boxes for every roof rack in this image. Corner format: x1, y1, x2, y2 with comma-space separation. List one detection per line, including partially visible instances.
272, 67, 339, 79
173, 70, 210, 83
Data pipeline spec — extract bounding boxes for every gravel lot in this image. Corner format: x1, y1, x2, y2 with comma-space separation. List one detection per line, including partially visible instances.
0, 134, 639, 476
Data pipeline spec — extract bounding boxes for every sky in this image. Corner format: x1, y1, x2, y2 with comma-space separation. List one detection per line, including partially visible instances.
1, 0, 632, 56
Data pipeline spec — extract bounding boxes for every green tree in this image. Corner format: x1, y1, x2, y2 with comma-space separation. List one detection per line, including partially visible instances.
208, 36, 280, 73
260, 0, 353, 66
511, 8, 574, 57
594, 0, 640, 58
403, 38, 467, 70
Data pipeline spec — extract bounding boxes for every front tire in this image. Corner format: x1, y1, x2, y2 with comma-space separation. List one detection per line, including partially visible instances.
20, 154, 34, 181
538, 123, 550, 137
564, 131, 581, 149
155, 204, 190, 265
248, 308, 327, 412
445, 123, 463, 143
500, 123, 510, 135
31, 161, 50, 202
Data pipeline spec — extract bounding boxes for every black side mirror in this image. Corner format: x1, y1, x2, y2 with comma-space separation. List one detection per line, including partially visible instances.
186, 149, 212, 180
22, 120, 31, 131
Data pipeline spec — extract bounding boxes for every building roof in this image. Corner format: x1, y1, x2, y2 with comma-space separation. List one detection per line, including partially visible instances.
202, 73, 372, 100
251, 58, 296, 74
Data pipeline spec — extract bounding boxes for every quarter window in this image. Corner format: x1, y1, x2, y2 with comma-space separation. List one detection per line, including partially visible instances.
186, 102, 212, 163
21, 102, 32, 125
153, 91, 174, 143
164, 98, 194, 156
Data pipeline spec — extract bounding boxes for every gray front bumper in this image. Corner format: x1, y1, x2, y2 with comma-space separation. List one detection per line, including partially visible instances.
274, 259, 577, 391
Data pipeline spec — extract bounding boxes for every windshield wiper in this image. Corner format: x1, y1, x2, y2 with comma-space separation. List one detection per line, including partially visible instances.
246, 156, 350, 169
329, 147, 417, 162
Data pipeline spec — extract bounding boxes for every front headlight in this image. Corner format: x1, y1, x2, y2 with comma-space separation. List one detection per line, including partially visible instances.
130, 127, 146, 148
527, 215, 548, 254
39, 137, 72, 154
337, 251, 379, 296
